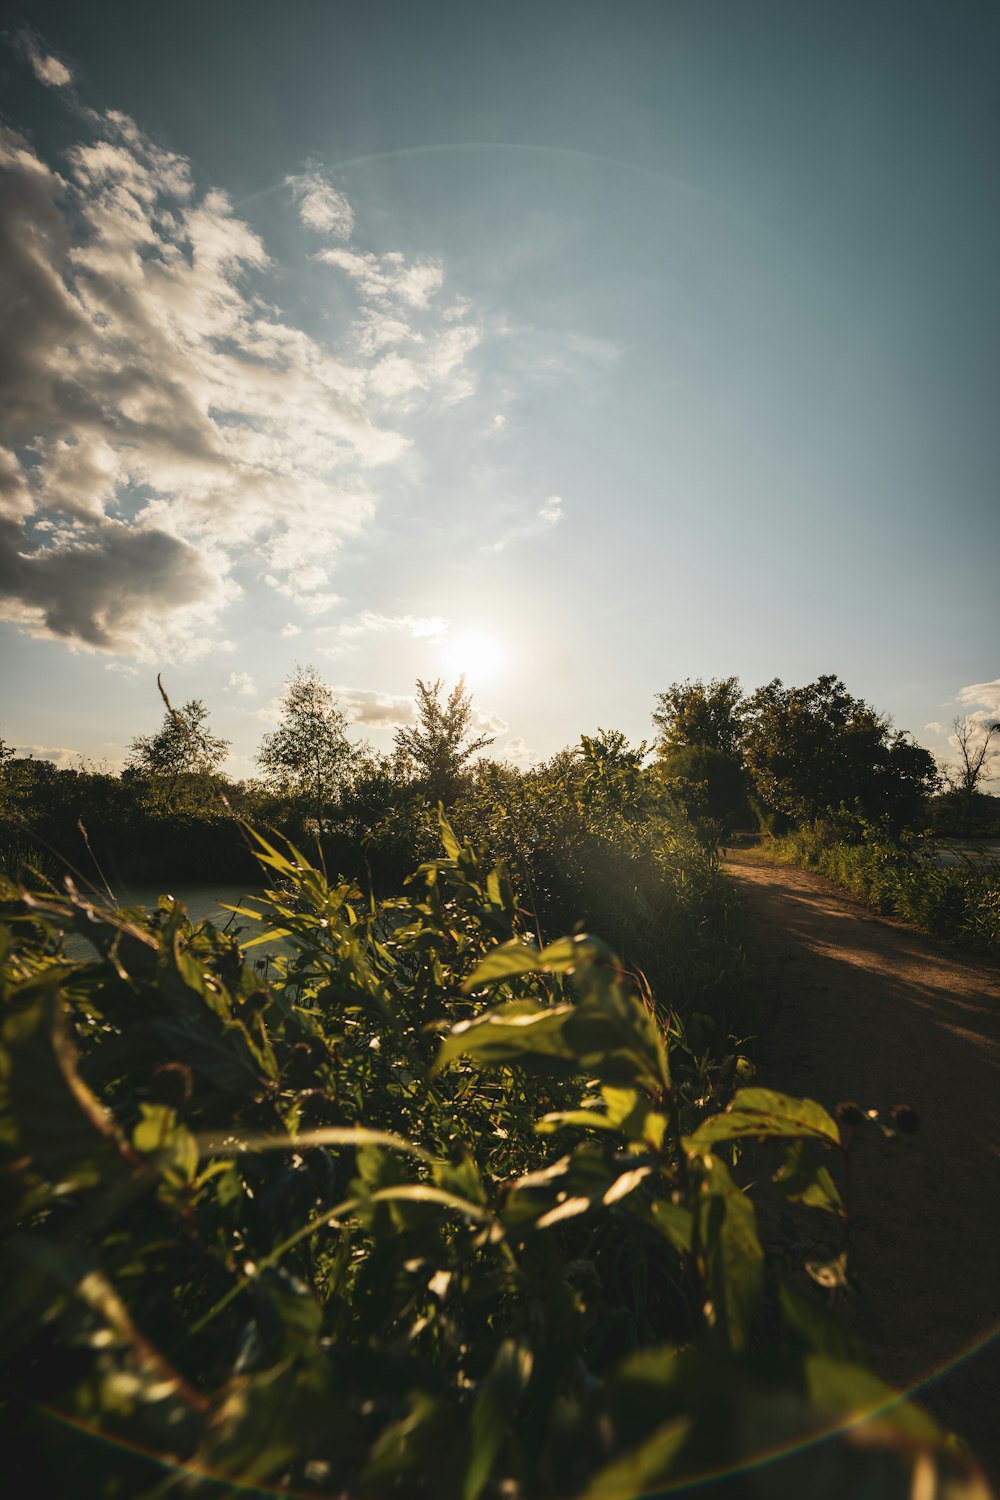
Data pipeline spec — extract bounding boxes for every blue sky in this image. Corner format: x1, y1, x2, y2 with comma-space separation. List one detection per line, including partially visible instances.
1, 0, 998, 775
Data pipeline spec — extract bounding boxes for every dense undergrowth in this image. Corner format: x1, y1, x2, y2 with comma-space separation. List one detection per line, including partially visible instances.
0, 819, 987, 1499
753, 823, 1000, 958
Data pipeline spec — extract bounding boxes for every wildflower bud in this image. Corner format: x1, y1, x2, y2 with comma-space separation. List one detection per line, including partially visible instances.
890, 1104, 920, 1134
286, 1042, 317, 1087
149, 1061, 193, 1110
834, 1101, 863, 1128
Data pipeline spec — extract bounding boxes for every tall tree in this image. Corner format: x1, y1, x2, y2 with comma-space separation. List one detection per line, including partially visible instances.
393, 677, 494, 806
652, 677, 745, 758
256, 665, 356, 834
126, 699, 230, 810
943, 715, 1000, 831
742, 674, 937, 833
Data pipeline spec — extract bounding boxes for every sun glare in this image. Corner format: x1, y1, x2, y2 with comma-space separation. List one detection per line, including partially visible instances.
444, 630, 506, 683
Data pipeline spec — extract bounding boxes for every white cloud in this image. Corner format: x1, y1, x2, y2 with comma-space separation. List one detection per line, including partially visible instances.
924, 721, 943, 735
228, 671, 257, 696
14, 743, 80, 767
486, 495, 565, 553
473, 707, 508, 735
281, 622, 302, 637
318, 611, 449, 655
957, 680, 1000, 725
492, 413, 507, 430
502, 737, 533, 764
0, 96, 483, 659
332, 686, 416, 726
287, 170, 353, 238
317, 247, 445, 309
0, 446, 34, 519
19, 34, 73, 88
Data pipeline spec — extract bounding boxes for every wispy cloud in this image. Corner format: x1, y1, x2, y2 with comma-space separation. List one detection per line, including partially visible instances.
318, 248, 445, 309
227, 671, 257, 696
956, 680, 1000, 725
333, 686, 416, 726
502, 737, 534, 764
317, 611, 449, 655
286, 169, 353, 238
16, 31, 73, 88
0, 57, 484, 659
486, 495, 565, 553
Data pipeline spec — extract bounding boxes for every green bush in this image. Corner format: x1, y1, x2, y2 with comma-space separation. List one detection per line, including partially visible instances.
759, 823, 1000, 957
0, 822, 982, 1498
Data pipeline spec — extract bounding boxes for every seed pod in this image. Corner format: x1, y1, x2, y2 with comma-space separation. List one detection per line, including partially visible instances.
890, 1104, 920, 1134
149, 1061, 193, 1110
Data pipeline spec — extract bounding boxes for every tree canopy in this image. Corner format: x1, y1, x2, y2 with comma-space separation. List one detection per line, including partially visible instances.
256, 666, 356, 833
652, 677, 745, 759
742, 674, 937, 833
394, 677, 494, 806
126, 698, 230, 810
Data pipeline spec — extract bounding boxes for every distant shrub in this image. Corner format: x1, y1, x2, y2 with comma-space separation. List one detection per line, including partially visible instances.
759, 823, 1000, 957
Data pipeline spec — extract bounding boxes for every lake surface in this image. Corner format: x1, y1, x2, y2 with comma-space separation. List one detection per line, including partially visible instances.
58, 885, 274, 960
930, 839, 1000, 868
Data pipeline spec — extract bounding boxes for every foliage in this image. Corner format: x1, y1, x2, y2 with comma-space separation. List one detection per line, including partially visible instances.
755, 823, 1000, 957
126, 696, 230, 813
941, 716, 1000, 833
394, 677, 495, 806
0, 825, 982, 1500
741, 675, 938, 834
455, 743, 747, 1031
257, 666, 358, 835
656, 743, 752, 846
652, 676, 746, 759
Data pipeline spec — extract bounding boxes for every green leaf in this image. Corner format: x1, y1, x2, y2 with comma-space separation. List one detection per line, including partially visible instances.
433, 1000, 576, 1074
803, 1355, 943, 1443
194, 1124, 432, 1163
696, 1157, 763, 1353
773, 1140, 844, 1215
461, 933, 609, 993
464, 1339, 533, 1500
684, 1088, 841, 1154
439, 810, 462, 861
580, 1417, 690, 1500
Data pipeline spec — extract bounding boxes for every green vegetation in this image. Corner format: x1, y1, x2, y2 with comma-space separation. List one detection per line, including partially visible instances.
2, 667, 997, 1491
0, 822, 981, 1499
754, 822, 1000, 957
652, 672, 999, 953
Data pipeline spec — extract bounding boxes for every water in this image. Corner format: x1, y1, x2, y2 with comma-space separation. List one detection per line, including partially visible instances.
930, 839, 1000, 869
56, 884, 271, 960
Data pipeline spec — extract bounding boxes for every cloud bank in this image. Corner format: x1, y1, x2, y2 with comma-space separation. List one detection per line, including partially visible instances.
0, 69, 482, 658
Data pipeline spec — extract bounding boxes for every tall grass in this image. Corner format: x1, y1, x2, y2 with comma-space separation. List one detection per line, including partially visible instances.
756, 823, 1000, 957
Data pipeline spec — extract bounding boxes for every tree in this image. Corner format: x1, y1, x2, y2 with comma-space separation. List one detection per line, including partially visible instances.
742, 674, 937, 834
652, 677, 745, 758
942, 715, 1000, 832
393, 677, 494, 806
126, 698, 230, 811
256, 665, 356, 835
658, 742, 753, 843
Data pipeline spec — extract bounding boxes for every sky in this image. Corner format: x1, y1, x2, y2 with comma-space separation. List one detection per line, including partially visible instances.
1, 0, 998, 777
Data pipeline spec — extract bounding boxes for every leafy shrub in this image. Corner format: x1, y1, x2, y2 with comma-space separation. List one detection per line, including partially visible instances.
0, 823, 983, 1498
759, 823, 1000, 957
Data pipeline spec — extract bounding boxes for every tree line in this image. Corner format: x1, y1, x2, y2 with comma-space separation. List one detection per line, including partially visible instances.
2, 666, 996, 893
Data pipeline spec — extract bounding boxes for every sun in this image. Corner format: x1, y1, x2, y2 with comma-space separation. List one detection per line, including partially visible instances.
444, 630, 506, 683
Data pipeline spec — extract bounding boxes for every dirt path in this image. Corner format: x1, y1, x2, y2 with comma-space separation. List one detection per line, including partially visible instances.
725, 854, 1000, 1480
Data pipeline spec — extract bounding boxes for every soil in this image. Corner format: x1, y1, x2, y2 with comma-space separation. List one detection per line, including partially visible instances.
725, 853, 1000, 1483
